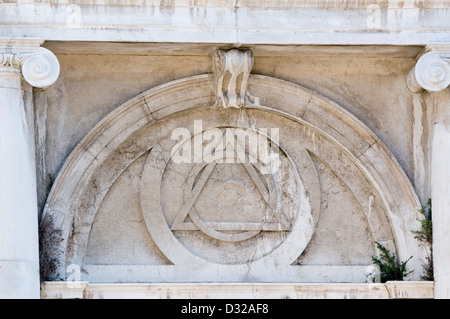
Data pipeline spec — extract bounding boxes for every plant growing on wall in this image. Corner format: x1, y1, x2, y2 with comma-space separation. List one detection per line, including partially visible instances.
371, 242, 413, 283
39, 213, 63, 281
412, 199, 433, 281
38, 173, 64, 281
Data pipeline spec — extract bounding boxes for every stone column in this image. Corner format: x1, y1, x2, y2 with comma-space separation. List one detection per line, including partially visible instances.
0, 38, 60, 299
408, 44, 450, 299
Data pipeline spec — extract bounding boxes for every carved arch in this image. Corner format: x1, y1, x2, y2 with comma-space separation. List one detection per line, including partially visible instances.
43, 74, 428, 282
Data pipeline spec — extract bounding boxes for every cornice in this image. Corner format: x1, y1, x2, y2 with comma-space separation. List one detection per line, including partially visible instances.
2, 2, 449, 45
3, 1, 448, 9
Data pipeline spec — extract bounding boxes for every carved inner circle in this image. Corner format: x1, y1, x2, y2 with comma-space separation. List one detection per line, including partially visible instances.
26, 55, 51, 79
140, 109, 313, 266
163, 128, 298, 263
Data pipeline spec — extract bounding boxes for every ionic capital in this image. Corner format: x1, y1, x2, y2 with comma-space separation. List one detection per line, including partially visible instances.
408, 44, 450, 93
0, 38, 60, 89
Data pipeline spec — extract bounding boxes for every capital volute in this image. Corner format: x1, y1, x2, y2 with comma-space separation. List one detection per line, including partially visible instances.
408, 44, 450, 93
0, 38, 60, 89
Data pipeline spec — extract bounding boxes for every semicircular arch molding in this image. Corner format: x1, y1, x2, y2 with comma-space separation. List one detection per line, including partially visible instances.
43, 74, 428, 282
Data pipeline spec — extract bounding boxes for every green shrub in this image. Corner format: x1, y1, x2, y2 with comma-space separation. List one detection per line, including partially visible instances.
413, 199, 432, 245
371, 242, 413, 283
412, 199, 433, 281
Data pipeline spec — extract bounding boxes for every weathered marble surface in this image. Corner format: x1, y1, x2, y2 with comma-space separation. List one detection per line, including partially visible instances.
43, 69, 427, 283
1, 1, 450, 44
41, 281, 435, 299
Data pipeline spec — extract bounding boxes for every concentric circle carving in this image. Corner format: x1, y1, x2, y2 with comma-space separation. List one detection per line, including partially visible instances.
140, 124, 314, 266
415, 51, 450, 92
22, 49, 60, 89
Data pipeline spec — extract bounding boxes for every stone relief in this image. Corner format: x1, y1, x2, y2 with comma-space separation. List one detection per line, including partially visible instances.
139, 115, 315, 267
43, 51, 428, 283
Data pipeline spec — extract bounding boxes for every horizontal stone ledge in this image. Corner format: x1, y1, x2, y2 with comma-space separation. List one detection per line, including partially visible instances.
1, 2, 450, 45
3, 0, 449, 9
81, 265, 372, 283
43, 42, 425, 58
3, 26, 450, 46
40, 281, 434, 299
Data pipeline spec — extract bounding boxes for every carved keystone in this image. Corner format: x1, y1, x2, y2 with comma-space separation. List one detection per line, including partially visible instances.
408, 44, 450, 93
212, 49, 254, 108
